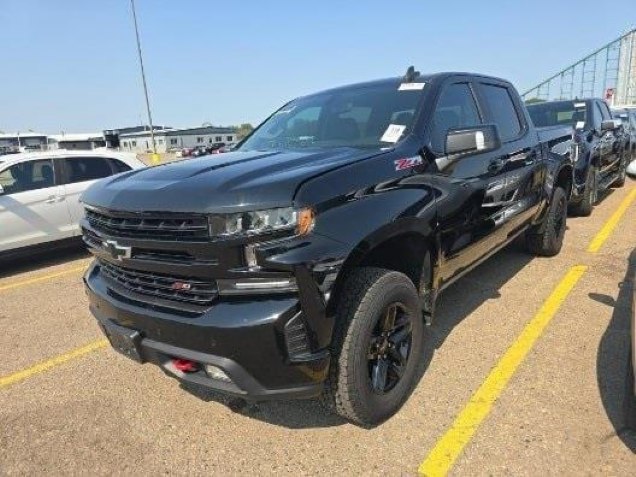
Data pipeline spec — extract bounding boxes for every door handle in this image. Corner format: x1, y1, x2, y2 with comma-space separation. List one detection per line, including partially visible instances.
45, 196, 56, 204
488, 158, 505, 173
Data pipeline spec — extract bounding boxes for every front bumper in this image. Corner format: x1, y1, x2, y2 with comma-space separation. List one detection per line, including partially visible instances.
84, 261, 330, 400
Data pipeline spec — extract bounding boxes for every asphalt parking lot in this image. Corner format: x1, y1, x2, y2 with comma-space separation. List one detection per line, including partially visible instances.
1, 184, 635, 475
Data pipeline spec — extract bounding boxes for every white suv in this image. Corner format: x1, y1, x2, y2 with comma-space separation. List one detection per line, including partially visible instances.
0, 150, 145, 259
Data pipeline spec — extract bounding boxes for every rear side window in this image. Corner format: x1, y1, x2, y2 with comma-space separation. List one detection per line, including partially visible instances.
479, 84, 522, 141
109, 159, 132, 173
63, 157, 113, 184
430, 83, 481, 152
0, 159, 55, 194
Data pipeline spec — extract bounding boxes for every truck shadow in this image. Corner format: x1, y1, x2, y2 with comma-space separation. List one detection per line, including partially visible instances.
592, 247, 636, 452
0, 243, 88, 280
182, 239, 535, 429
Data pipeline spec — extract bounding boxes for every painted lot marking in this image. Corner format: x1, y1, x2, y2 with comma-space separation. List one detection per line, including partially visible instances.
0, 265, 87, 293
419, 265, 587, 476
0, 339, 108, 390
587, 186, 636, 253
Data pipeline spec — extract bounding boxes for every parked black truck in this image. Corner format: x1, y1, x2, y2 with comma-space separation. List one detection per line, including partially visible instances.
82, 69, 573, 425
527, 98, 628, 216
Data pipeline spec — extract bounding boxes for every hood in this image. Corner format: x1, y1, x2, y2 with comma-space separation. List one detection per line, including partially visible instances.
81, 148, 377, 213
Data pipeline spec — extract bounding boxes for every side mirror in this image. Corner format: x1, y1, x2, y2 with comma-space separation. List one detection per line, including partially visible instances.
601, 119, 621, 132
445, 124, 501, 156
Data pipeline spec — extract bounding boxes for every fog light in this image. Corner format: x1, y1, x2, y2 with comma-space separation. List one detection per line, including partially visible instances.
204, 364, 232, 382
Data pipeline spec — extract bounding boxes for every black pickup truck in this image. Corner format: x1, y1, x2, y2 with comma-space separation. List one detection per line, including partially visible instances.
82, 69, 573, 425
527, 98, 628, 216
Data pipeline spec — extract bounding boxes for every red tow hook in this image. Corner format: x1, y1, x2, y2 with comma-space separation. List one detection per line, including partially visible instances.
172, 358, 199, 373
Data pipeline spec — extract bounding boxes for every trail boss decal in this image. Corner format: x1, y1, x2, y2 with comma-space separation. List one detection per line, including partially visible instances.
394, 156, 423, 171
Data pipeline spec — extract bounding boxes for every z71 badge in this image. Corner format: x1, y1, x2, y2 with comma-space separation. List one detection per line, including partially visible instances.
394, 156, 423, 171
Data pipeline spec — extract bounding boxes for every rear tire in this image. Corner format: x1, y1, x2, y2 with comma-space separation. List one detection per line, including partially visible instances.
570, 165, 597, 216
322, 267, 425, 426
526, 186, 567, 257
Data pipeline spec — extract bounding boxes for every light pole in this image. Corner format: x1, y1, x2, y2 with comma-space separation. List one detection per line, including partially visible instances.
130, 0, 159, 162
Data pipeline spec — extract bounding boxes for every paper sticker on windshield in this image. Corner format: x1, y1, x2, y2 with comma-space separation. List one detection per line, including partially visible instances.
394, 156, 423, 171
574, 102, 586, 108
399, 82, 425, 91
381, 124, 406, 143
274, 106, 296, 115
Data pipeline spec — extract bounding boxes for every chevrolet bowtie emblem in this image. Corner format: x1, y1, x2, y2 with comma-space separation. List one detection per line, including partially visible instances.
102, 240, 132, 261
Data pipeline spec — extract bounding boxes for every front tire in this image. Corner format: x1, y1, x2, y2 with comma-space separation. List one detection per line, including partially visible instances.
323, 267, 425, 426
526, 186, 567, 257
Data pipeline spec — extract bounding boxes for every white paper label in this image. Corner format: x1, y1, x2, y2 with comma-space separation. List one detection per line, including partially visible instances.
475, 131, 485, 150
398, 82, 425, 91
380, 124, 406, 143
575, 121, 585, 129
574, 102, 586, 108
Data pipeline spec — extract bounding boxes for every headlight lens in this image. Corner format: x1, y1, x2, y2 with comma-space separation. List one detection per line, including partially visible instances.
213, 207, 314, 237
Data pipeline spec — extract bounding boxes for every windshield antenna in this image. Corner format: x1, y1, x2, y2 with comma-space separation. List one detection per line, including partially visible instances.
404, 66, 420, 83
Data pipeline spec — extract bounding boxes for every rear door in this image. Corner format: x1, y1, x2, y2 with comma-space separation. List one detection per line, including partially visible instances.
474, 81, 543, 236
595, 100, 620, 170
60, 156, 127, 234
0, 158, 72, 252
428, 80, 510, 284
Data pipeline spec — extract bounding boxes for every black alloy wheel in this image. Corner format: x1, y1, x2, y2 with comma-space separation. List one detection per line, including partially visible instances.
367, 302, 413, 394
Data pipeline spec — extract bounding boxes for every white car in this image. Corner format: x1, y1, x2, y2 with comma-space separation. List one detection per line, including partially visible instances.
0, 150, 145, 259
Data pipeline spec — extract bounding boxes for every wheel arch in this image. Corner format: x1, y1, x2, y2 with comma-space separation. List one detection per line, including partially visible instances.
326, 227, 437, 317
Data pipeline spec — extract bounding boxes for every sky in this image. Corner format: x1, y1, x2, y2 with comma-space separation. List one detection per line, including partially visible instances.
1, 0, 634, 134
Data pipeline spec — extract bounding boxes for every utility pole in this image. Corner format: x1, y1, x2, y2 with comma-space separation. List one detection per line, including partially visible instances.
130, 0, 159, 163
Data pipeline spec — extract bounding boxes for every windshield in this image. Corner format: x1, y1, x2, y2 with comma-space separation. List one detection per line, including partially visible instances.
527, 101, 587, 128
238, 82, 425, 151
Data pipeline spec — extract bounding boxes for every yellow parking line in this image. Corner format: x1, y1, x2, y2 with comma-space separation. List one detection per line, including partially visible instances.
0, 265, 87, 293
418, 265, 587, 477
587, 186, 636, 253
0, 339, 108, 390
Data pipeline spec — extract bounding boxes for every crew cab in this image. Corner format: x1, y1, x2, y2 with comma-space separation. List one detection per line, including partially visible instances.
82, 70, 573, 426
0, 150, 145, 260
527, 98, 628, 216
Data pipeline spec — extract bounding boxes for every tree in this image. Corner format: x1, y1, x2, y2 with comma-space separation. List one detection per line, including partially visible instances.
525, 97, 545, 104
236, 123, 254, 139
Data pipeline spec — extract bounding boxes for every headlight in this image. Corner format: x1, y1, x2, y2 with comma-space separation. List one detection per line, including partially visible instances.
211, 207, 314, 237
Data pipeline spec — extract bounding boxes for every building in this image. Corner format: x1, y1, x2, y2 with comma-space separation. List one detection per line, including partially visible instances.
103, 125, 171, 149
119, 126, 239, 153
0, 132, 49, 154
48, 133, 106, 150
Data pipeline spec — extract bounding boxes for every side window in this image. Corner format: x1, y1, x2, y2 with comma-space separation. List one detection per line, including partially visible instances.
109, 159, 132, 174
599, 102, 612, 120
63, 157, 114, 184
0, 159, 55, 194
430, 83, 481, 152
479, 84, 522, 141
593, 102, 605, 128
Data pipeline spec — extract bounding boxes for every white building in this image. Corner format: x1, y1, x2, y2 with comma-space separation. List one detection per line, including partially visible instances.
48, 133, 106, 150
119, 126, 239, 153
0, 132, 49, 153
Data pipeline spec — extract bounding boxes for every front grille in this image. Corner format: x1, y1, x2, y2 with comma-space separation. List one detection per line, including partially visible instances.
82, 227, 197, 264
99, 261, 217, 307
85, 207, 209, 242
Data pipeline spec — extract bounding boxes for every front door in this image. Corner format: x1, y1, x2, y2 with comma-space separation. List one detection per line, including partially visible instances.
427, 81, 510, 285
0, 158, 73, 252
